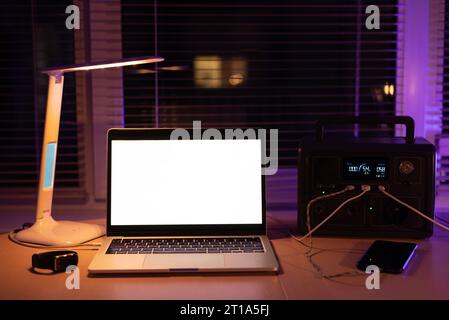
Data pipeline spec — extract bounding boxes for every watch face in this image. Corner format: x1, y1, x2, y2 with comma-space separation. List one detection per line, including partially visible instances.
54, 252, 78, 272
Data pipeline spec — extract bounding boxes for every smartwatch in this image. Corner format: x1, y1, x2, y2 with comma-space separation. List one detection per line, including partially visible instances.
32, 251, 78, 272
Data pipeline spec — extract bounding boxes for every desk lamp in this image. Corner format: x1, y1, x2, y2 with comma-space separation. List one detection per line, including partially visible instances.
15, 56, 164, 246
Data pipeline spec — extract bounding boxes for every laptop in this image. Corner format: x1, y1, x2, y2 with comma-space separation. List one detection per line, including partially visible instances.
88, 128, 279, 274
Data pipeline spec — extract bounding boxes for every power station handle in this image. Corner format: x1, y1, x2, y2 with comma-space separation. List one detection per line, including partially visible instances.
315, 116, 415, 144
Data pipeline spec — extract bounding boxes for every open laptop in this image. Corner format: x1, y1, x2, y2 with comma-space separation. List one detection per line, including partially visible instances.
88, 128, 279, 274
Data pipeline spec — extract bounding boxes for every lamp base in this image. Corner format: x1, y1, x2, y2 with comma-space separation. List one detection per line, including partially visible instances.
14, 216, 105, 246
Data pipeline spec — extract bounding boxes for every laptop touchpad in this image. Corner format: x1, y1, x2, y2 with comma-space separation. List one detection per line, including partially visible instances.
143, 254, 225, 270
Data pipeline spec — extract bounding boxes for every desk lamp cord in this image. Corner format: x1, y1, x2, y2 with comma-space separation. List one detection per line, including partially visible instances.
8, 224, 102, 250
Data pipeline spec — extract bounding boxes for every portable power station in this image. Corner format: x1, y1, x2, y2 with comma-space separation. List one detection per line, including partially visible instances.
297, 116, 435, 238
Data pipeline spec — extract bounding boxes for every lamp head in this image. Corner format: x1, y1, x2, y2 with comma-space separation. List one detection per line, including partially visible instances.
42, 56, 164, 75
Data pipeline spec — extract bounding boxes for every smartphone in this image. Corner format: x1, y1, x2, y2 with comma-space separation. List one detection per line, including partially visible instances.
356, 240, 417, 274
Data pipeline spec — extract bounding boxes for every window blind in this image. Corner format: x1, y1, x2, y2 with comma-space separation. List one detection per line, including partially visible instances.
122, 0, 400, 166
445, 0, 449, 135
439, 0, 449, 188
0, 1, 81, 199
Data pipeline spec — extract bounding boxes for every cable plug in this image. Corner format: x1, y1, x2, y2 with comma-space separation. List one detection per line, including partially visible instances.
378, 185, 386, 192
345, 185, 355, 191
361, 185, 371, 191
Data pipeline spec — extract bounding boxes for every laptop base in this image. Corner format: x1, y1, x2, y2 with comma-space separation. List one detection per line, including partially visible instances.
88, 235, 279, 274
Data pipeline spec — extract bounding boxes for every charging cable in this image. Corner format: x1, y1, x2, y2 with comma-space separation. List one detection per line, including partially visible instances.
289, 186, 354, 251
290, 184, 448, 280
304, 185, 355, 245
378, 185, 449, 232
291, 185, 370, 279
294, 185, 371, 243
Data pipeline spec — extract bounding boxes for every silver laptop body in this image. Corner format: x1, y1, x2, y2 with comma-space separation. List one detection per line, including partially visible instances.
88, 129, 279, 274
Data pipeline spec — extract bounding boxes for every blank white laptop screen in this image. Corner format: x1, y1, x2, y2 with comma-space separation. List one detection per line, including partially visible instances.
110, 139, 263, 226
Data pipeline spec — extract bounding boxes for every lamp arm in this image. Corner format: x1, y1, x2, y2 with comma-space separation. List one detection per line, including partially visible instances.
36, 73, 64, 221
13, 55, 164, 246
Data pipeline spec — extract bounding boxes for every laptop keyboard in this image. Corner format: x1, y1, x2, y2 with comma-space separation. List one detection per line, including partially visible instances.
106, 237, 265, 254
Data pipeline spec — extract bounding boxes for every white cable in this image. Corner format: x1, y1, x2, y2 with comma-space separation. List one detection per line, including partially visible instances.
291, 185, 369, 279
8, 230, 101, 250
378, 185, 449, 233
300, 186, 356, 252
304, 185, 355, 237
294, 185, 371, 242
290, 186, 354, 250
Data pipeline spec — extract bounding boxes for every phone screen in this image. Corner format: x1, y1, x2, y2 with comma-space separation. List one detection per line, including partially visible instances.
357, 240, 417, 274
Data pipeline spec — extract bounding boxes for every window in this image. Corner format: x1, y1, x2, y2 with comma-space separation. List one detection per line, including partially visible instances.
122, 0, 400, 166
445, 1, 449, 136
0, 1, 81, 203
4, 0, 446, 211
439, 0, 449, 188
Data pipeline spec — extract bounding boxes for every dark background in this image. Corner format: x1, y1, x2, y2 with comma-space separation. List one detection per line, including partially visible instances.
0, 0, 411, 191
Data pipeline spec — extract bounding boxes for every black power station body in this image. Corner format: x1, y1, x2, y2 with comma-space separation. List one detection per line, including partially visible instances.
298, 116, 435, 239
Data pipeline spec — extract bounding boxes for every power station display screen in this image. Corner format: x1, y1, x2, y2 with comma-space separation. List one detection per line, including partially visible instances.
343, 157, 389, 181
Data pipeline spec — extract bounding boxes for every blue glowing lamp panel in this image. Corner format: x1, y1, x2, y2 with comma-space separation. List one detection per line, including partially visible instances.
43, 143, 57, 189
